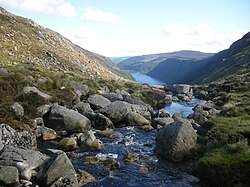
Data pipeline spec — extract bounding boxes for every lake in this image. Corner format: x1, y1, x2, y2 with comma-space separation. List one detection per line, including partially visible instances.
132, 73, 167, 86
132, 73, 202, 117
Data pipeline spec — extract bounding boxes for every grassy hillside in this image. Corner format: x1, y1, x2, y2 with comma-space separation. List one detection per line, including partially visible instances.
117, 50, 213, 74
148, 32, 250, 85
0, 6, 126, 81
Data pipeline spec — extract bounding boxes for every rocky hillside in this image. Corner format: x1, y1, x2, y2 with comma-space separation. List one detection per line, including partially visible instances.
117, 50, 213, 74
148, 32, 250, 84
0, 6, 125, 80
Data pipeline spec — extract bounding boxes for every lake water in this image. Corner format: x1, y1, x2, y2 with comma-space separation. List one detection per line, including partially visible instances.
132, 73, 167, 86
132, 73, 202, 117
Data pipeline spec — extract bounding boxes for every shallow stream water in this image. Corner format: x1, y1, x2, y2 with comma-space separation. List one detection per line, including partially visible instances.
70, 127, 199, 186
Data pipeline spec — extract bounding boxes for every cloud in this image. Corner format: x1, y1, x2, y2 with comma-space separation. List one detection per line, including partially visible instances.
0, 0, 76, 17
81, 7, 125, 24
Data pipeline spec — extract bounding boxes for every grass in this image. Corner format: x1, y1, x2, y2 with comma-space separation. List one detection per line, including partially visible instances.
196, 142, 250, 187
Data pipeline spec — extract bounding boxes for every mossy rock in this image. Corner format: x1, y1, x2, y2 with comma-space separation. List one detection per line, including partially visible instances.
123, 153, 139, 163
95, 129, 114, 138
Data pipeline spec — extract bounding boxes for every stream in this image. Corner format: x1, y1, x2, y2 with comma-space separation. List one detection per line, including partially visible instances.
68, 74, 200, 186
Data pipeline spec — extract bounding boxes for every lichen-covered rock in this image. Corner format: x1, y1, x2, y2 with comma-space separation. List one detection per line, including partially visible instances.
9, 102, 24, 117
45, 104, 91, 133
0, 166, 19, 186
155, 119, 197, 162
0, 124, 36, 149
37, 149, 78, 187
0, 145, 49, 180
70, 81, 89, 98
87, 94, 111, 110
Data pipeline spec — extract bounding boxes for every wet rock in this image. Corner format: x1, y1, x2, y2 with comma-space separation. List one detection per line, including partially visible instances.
176, 94, 192, 102
77, 169, 96, 185
58, 137, 77, 151
0, 145, 49, 180
91, 113, 114, 130
77, 130, 103, 151
46, 104, 91, 133
87, 94, 111, 110
9, 102, 24, 117
36, 126, 57, 140
0, 166, 19, 186
152, 117, 174, 128
172, 112, 182, 120
123, 153, 139, 163
37, 149, 78, 187
155, 119, 197, 162
0, 124, 36, 149
101, 159, 120, 170
72, 102, 94, 118
21, 86, 52, 101
95, 129, 114, 138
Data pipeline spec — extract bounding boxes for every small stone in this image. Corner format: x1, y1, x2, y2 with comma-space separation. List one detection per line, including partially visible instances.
123, 153, 139, 163
77, 169, 96, 185
9, 102, 24, 117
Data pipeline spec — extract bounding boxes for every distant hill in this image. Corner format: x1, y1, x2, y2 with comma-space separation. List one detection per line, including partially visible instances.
147, 32, 250, 84
0, 6, 125, 80
117, 50, 213, 74
110, 57, 131, 64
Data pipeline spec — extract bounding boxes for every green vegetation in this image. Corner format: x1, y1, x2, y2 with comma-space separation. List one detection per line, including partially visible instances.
196, 142, 250, 187
195, 75, 250, 186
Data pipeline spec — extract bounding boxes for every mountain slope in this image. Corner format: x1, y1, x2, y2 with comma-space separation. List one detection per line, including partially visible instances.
0, 6, 123, 80
117, 50, 213, 74
148, 32, 250, 84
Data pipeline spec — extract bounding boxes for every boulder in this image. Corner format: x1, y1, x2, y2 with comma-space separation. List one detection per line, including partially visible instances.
72, 102, 94, 118
37, 149, 78, 187
173, 84, 193, 100
156, 109, 171, 118
0, 145, 49, 180
0, 124, 36, 149
58, 137, 77, 151
0, 166, 19, 186
97, 86, 110, 95
21, 86, 52, 100
98, 101, 132, 124
123, 95, 145, 105
9, 102, 24, 117
98, 101, 151, 125
37, 104, 52, 117
155, 119, 197, 162
87, 94, 111, 110
77, 130, 103, 151
127, 112, 151, 127
90, 113, 114, 130
176, 94, 192, 102
46, 104, 91, 133
194, 90, 208, 99
70, 81, 89, 98
105, 91, 123, 102
31, 117, 44, 129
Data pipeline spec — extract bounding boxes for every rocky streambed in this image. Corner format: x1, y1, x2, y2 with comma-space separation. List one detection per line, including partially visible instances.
0, 83, 219, 186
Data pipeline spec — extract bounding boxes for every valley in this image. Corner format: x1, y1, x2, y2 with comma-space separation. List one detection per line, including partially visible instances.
0, 5, 250, 187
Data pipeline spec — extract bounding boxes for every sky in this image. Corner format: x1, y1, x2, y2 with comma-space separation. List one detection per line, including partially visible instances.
0, 0, 250, 57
